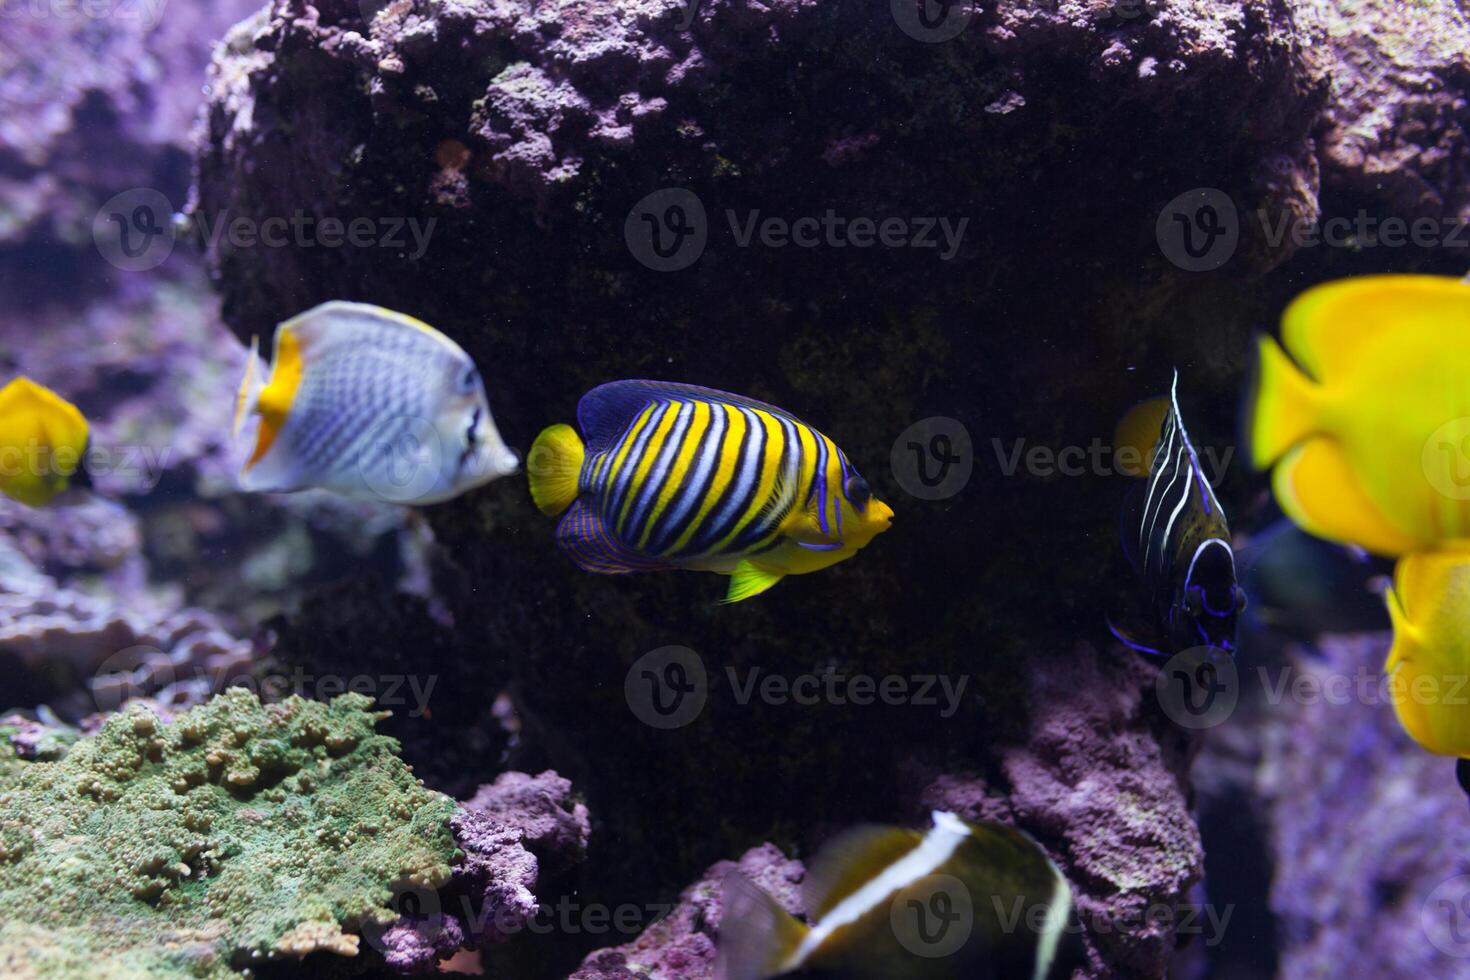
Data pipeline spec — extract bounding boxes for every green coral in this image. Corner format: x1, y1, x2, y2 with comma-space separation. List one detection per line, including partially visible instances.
0, 690, 458, 979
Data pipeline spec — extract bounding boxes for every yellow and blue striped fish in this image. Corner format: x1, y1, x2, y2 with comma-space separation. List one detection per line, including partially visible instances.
527, 381, 892, 603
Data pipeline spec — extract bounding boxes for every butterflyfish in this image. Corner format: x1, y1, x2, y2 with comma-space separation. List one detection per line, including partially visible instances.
0, 377, 90, 507
1247, 274, 1470, 555
717, 810, 1085, 980
526, 381, 892, 603
1112, 373, 1244, 656
233, 301, 518, 505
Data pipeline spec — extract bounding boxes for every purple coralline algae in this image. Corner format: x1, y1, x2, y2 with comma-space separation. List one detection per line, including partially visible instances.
571, 843, 805, 980
1257, 634, 1470, 978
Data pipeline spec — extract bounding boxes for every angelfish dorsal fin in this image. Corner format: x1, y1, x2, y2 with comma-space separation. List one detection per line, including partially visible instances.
578, 381, 805, 454
800, 825, 924, 920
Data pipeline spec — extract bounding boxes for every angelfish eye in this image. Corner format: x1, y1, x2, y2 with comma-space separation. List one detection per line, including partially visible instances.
457, 365, 479, 394
844, 474, 871, 510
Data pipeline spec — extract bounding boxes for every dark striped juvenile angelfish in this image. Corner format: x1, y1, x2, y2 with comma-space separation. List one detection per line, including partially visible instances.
717, 810, 1086, 980
527, 381, 892, 603
1112, 372, 1244, 655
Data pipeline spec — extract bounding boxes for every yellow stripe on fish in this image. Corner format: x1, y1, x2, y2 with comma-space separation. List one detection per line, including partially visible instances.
526, 381, 892, 603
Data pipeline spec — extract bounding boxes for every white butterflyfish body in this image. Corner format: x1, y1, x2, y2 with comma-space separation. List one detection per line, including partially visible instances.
234, 301, 518, 505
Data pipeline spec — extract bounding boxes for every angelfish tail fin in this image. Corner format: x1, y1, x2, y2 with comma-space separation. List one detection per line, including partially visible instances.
233, 335, 265, 441
716, 873, 808, 980
1246, 333, 1321, 470
528, 423, 585, 517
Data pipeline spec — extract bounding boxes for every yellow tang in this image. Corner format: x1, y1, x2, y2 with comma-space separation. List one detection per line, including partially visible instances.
1248, 274, 1470, 556
0, 377, 89, 507
1385, 551, 1470, 760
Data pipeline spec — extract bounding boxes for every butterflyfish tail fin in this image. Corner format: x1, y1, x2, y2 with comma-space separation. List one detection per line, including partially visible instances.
716, 873, 808, 980
232, 335, 264, 441
723, 560, 784, 604
528, 423, 585, 517
1246, 333, 1321, 470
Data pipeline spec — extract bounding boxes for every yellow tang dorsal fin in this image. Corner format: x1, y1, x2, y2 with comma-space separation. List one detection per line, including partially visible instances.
1113, 395, 1170, 478
801, 825, 924, 920
1282, 275, 1470, 382
244, 328, 305, 472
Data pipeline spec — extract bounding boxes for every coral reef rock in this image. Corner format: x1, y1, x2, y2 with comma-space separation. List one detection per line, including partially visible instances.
921, 643, 1202, 978
1258, 635, 1470, 978
0, 688, 458, 979
571, 843, 805, 980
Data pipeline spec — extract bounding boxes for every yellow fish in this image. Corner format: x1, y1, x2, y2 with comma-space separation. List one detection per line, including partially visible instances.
0, 377, 89, 507
1384, 551, 1470, 761
1247, 274, 1470, 556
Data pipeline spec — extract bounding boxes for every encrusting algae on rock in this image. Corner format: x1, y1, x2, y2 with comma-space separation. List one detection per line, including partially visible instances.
0, 688, 458, 979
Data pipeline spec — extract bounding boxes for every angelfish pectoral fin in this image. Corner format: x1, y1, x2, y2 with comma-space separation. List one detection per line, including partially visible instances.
723, 561, 785, 604
1106, 616, 1169, 657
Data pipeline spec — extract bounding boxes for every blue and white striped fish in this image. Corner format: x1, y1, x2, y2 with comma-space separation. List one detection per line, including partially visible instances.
527, 381, 892, 602
718, 811, 1085, 980
233, 302, 519, 505
1114, 372, 1243, 655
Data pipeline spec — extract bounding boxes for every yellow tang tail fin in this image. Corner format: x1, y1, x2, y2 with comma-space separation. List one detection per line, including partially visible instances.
716, 873, 809, 980
233, 335, 262, 441
1246, 332, 1322, 470
528, 423, 584, 516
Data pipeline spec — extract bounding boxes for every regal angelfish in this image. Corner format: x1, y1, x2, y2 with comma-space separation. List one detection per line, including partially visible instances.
233, 302, 519, 505
717, 810, 1085, 980
1114, 372, 1244, 655
527, 381, 892, 603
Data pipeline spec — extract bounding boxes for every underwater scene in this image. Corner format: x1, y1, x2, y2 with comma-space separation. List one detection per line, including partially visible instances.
4, 0, 1470, 977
